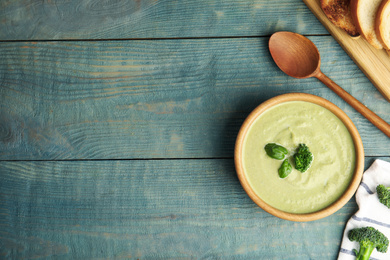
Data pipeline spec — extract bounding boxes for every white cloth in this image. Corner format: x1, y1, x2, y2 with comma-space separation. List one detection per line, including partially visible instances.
338, 159, 390, 260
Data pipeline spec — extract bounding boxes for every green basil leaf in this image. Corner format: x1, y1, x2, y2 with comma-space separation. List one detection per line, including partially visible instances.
264, 143, 288, 160
279, 159, 292, 179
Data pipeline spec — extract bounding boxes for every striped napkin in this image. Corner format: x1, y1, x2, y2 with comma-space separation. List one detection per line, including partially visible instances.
338, 159, 390, 260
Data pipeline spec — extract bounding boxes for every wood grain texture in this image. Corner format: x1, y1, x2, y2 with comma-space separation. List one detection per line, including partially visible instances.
1, 1, 389, 259
2, 157, 388, 259
1, 38, 389, 160
303, 0, 390, 102
0, 0, 328, 40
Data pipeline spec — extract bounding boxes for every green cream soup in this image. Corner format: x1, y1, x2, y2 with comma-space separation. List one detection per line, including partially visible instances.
243, 101, 356, 214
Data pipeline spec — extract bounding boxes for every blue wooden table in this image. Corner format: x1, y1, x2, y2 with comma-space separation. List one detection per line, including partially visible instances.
1, 1, 390, 259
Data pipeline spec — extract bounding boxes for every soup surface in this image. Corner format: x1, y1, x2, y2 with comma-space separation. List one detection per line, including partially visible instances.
243, 101, 356, 213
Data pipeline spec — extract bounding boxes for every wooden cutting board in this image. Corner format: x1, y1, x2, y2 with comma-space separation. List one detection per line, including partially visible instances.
303, 0, 390, 102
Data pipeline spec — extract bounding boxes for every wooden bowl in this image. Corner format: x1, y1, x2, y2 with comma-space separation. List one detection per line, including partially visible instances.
234, 93, 364, 222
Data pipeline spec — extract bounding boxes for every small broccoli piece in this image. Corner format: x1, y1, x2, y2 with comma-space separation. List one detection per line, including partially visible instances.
348, 226, 389, 260
293, 144, 313, 173
377, 184, 390, 209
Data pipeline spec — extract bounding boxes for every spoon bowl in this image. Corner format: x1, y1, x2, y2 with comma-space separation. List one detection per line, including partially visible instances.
268, 31, 390, 138
269, 32, 320, 78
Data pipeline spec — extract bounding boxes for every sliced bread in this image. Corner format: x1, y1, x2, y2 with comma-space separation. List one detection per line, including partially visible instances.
375, 0, 390, 50
320, 0, 360, 36
351, 0, 384, 49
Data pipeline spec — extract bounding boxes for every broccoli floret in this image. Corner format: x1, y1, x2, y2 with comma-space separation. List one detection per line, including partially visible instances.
348, 226, 389, 260
293, 144, 313, 173
377, 184, 390, 209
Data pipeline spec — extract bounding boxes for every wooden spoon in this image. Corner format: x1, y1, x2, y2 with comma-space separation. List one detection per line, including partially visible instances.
269, 31, 390, 138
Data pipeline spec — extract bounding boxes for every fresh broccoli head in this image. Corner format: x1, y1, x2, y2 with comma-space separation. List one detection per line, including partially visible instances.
377, 184, 390, 209
293, 144, 313, 173
348, 226, 389, 260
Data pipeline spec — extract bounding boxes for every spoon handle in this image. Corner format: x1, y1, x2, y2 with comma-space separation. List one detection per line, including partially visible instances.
316, 71, 390, 138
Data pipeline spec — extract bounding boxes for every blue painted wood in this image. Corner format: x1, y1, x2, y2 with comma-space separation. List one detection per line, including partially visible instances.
1, 37, 389, 160
2, 158, 387, 259
1, 1, 390, 259
0, 0, 328, 40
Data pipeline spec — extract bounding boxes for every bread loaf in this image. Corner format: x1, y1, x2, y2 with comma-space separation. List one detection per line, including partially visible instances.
351, 0, 384, 49
375, 0, 390, 50
320, 0, 359, 36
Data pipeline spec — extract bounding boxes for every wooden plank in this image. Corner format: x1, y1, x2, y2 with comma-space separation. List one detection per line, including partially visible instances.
0, 0, 328, 40
303, 0, 390, 102
1, 38, 389, 160
2, 158, 388, 259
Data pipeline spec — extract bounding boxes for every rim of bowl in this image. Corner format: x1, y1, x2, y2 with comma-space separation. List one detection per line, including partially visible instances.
234, 93, 364, 222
